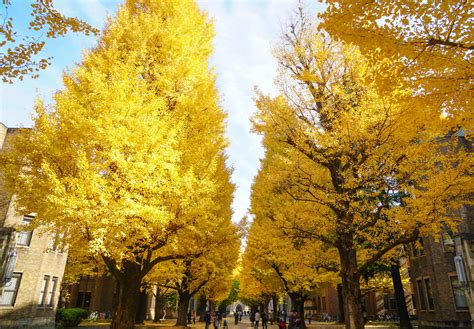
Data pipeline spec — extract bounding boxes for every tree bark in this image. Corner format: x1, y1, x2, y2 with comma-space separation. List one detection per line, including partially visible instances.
337, 284, 344, 324
198, 295, 207, 321
272, 294, 278, 322
339, 245, 364, 329
111, 270, 142, 329
176, 291, 191, 326
390, 263, 412, 329
298, 295, 307, 329
135, 290, 148, 324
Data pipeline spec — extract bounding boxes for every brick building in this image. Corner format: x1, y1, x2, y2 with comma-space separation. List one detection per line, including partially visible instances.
0, 123, 68, 328
408, 129, 473, 329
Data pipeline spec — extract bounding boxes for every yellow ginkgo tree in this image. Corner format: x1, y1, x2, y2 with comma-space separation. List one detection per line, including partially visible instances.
0, 1, 230, 328
320, 0, 473, 127
252, 10, 472, 329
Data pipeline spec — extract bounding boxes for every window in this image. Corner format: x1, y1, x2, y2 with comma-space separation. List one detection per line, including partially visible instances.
383, 293, 397, 310
411, 238, 425, 257
450, 276, 469, 310
49, 232, 65, 253
46, 277, 58, 306
442, 230, 455, 252
0, 273, 21, 306
76, 291, 91, 309
424, 278, 435, 310
17, 215, 34, 246
38, 275, 50, 306
416, 279, 427, 310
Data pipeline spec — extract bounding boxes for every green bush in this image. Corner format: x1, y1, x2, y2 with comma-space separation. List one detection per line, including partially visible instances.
56, 308, 89, 328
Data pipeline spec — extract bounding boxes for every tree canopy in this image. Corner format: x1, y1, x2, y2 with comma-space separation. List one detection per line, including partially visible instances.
0, 1, 237, 328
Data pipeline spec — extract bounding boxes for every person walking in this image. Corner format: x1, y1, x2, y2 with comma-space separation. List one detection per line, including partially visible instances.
193, 310, 196, 324
213, 312, 219, 329
234, 311, 239, 325
205, 311, 211, 329
255, 311, 261, 329
262, 311, 268, 329
250, 312, 255, 329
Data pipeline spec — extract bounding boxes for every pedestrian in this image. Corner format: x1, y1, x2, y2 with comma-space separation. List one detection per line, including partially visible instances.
213, 312, 219, 329
223, 317, 228, 329
205, 311, 211, 329
250, 312, 255, 328
234, 311, 239, 325
262, 311, 267, 329
188, 311, 192, 324
218, 311, 223, 327
239, 311, 242, 322
255, 311, 261, 329
193, 310, 196, 324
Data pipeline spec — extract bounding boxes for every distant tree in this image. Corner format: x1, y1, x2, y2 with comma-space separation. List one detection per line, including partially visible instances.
1, 0, 98, 83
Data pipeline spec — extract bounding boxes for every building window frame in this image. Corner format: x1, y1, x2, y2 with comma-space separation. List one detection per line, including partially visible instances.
416, 278, 427, 310
38, 275, 50, 306
441, 229, 455, 252
450, 275, 469, 311
46, 276, 58, 307
16, 215, 34, 247
423, 277, 435, 310
0, 272, 22, 306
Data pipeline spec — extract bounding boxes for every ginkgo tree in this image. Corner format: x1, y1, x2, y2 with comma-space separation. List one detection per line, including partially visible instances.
252, 10, 472, 329
149, 164, 240, 326
1, 0, 98, 83
245, 147, 339, 328
0, 1, 231, 329
319, 0, 472, 127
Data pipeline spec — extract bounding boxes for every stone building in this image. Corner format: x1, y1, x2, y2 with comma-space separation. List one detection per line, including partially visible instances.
0, 123, 68, 328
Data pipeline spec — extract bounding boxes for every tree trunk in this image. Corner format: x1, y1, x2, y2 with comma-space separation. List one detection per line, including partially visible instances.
298, 295, 306, 329
272, 294, 278, 322
339, 246, 364, 329
154, 289, 166, 322
135, 290, 148, 324
111, 271, 142, 329
176, 291, 191, 326
337, 284, 344, 324
198, 295, 207, 321
390, 263, 412, 329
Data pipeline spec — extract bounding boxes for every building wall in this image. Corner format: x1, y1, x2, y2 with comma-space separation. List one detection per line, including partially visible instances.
0, 124, 68, 328
409, 235, 471, 329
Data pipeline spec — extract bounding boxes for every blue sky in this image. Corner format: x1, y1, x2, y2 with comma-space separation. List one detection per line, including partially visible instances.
0, 0, 323, 222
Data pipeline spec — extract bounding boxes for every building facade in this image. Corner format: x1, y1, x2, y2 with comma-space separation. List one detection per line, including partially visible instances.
0, 123, 68, 328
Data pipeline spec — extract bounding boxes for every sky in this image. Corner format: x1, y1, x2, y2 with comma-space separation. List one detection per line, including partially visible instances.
0, 0, 324, 223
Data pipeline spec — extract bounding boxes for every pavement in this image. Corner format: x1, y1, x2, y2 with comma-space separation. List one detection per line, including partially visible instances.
78, 316, 401, 329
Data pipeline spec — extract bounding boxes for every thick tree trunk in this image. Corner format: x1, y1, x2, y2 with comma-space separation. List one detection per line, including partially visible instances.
339, 246, 364, 329
111, 271, 142, 329
154, 289, 166, 322
390, 263, 412, 329
298, 296, 306, 329
135, 290, 148, 324
337, 284, 344, 324
198, 295, 207, 321
176, 291, 191, 326
272, 294, 278, 322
